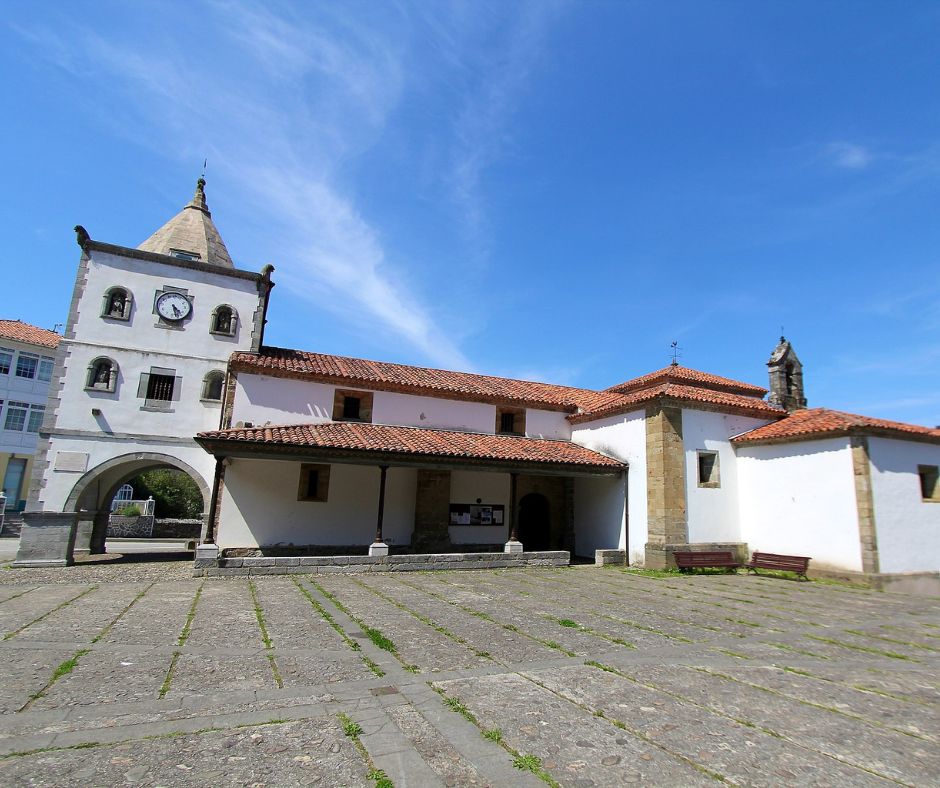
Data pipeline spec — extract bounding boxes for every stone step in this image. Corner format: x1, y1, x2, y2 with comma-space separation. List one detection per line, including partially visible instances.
0, 515, 23, 538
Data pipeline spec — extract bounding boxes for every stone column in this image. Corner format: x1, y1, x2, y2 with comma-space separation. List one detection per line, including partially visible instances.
645, 402, 688, 569
412, 469, 451, 553
505, 472, 522, 552
850, 435, 880, 575
369, 465, 389, 557
14, 512, 79, 567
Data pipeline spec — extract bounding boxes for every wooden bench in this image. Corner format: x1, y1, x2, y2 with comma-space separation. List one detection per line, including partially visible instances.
746, 551, 811, 579
674, 551, 740, 573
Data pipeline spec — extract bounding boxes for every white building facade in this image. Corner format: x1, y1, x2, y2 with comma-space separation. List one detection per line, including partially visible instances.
18, 182, 940, 592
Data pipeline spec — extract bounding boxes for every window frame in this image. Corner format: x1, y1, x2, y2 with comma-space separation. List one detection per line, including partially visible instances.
495, 407, 526, 436
85, 357, 118, 394
26, 405, 45, 433
0, 348, 12, 375
918, 464, 940, 502
332, 388, 373, 423
4, 401, 29, 431
697, 450, 721, 488
209, 304, 238, 337
15, 353, 37, 380
137, 367, 181, 411
101, 286, 133, 321
297, 463, 331, 502
201, 370, 226, 402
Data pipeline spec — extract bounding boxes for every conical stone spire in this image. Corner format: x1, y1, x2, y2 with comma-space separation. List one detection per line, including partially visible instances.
138, 179, 234, 268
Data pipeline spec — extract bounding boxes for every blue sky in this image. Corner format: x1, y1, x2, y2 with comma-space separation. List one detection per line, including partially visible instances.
2, 1, 939, 426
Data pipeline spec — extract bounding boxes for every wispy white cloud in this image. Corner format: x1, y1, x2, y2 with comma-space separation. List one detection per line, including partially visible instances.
13, 1, 475, 370
826, 141, 873, 170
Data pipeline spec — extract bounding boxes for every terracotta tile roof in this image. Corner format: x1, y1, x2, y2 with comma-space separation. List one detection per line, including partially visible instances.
606, 365, 768, 397
569, 383, 784, 425
0, 320, 61, 350
231, 346, 613, 412
732, 408, 940, 445
196, 421, 625, 471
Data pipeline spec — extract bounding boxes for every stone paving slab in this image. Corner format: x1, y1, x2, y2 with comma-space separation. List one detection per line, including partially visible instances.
0, 565, 935, 786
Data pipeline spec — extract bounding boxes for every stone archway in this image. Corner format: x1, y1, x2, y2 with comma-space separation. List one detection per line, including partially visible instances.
65, 453, 210, 555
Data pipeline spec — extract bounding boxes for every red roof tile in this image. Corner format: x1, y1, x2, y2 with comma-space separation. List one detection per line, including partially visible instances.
569, 383, 784, 424
196, 421, 625, 471
606, 365, 768, 397
231, 347, 612, 412
0, 320, 61, 350
732, 408, 940, 445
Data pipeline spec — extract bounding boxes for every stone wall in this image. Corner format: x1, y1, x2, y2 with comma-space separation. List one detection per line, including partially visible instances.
645, 402, 688, 567
194, 550, 570, 577
412, 469, 451, 552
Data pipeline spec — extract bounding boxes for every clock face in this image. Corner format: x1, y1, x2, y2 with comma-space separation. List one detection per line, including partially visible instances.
155, 292, 192, 321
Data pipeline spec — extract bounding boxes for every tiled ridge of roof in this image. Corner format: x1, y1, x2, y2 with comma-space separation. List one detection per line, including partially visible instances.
0, 320, 61, 349
606, 365, 768, 397
196, 421, 625, 469
569, 382, 784, 425
732, 408, 940, 444
231, 346, 613, 412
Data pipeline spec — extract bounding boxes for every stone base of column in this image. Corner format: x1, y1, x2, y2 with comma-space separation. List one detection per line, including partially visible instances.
14, 512, 78, 568
368, 542, 389, 557
194, 543, 220, 569
504, 539, 523, 553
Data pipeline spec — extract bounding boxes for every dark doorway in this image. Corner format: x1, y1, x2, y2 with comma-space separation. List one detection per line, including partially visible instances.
517, 493, 551, 551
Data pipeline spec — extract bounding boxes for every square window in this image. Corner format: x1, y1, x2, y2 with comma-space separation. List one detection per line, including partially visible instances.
697, 451, 720, 488
15, 354, 37, 379
27, 406, 44, 433
298, 464, 330, 502
4, 401, 28, 431
495, 407, 525, 436
0, 349, 11, 375
38, 357, 54, 382
919, 465, 940, 502
332, 389, 373, 422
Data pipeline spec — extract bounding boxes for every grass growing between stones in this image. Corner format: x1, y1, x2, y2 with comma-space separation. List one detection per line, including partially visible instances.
805, 634, 918, 662
3, 585, 98, 640
430, 685, 559, 787
548, 616, 636, 649
337, 712, 394, 788
160, 582, 203, 699
248, 581, 284, 689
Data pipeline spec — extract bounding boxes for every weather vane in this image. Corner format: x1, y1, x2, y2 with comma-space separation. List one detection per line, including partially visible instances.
670, 340, 682, 366
201, 158, 207, 179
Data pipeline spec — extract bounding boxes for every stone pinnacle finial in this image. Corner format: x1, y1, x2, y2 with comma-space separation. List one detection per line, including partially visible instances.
190, 178, 209, 214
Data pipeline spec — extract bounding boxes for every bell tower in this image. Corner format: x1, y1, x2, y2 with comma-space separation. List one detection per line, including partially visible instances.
767, 336, 807, 411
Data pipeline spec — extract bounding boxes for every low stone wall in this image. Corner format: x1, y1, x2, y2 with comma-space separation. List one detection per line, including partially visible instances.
107, 516, 154, 538
194, 550, 569, 577
595, 549, 627, 566
152, 519, 202, 539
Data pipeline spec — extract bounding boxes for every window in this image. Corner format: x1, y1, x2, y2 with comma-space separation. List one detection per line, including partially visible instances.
85, 358, 118, 393
332, 389, 373, 422
495, 407, 525, 436
4, 401, 28, 431
0, 348, 11, 375
169, 248, 200, 261
298, 464, 330, 502
697, 451, 720, 488
202, 370, 225, 402
137, 367, 180, 410
210, 305, 237, 336
27, 405, 44, 433
919, 465, 940, 502
38, 357, 54, 382
101, 287, 133, 321
15, 353, 37, 379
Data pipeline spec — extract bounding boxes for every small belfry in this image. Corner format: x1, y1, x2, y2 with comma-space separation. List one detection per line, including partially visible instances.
766, 335, 807, 411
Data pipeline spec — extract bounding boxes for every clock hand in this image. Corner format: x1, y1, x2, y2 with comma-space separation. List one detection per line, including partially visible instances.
172, 305, 181, 317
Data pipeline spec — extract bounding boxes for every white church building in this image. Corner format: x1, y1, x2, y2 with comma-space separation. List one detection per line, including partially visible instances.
17, 181, 940, 592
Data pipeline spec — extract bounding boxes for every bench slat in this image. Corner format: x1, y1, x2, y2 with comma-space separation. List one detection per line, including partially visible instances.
746, 551, 811, 579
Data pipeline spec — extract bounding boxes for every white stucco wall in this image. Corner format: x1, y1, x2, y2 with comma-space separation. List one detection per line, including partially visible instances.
682, 409, 771, 544
73, 250, 261, 359
571, 410, 644, 563
574, 475, 627, 559
525, 409, 571, 440
38, 433, 215, 513
448, 470, 510, 544
736, 438, 863, 572
217, 460, 416, 548
373, 392, 495, 433
868, 437, 940, 574
232, 376, 334, 427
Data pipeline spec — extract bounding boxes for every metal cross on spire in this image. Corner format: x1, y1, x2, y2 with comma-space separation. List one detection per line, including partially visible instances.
670, 340, 682, 366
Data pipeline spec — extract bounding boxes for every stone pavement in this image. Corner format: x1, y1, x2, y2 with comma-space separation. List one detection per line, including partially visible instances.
0, 560, 937, 787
